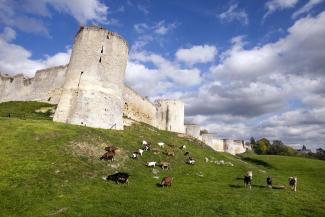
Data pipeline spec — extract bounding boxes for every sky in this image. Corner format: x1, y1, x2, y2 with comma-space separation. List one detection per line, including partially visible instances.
0, 0, 325, 149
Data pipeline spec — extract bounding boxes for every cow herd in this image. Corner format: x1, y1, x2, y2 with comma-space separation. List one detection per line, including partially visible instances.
100, 140, 191, 187
243, 171, 298, 192
99, 141, 298, 191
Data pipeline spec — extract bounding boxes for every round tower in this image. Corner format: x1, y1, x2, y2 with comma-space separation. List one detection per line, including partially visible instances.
53, 26, 128, 130
155, 99, 185, 133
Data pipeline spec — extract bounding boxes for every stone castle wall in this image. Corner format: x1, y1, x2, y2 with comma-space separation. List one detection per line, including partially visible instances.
53, 26, 128, 130
123, 85, 157, 126
0, 65, 67, 104
0, 26, 248, 155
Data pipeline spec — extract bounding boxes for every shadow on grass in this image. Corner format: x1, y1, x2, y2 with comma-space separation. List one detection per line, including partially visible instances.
229, 184, 242, 188
240, 157, 274, 169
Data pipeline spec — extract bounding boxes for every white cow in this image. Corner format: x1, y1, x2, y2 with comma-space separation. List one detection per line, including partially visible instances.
289, 177, 297, 192
157, 142, 165, 148
142, 140, 148, 145
146, 161, 157, 167
138, 149, 144, 156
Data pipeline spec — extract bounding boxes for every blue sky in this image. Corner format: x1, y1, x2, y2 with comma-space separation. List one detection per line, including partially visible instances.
1, 0, 325, 149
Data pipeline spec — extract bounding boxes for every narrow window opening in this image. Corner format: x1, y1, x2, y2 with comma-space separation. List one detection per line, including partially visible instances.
107, 34, 110, 39
101, 46, 103, 54
77, 71, 83, 88
99, 57, 102, 63
47, 97, 51, 102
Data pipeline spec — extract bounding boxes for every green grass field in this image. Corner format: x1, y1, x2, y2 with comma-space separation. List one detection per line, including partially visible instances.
0, 102, 325, 217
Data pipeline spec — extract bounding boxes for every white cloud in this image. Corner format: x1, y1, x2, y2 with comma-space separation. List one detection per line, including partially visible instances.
264, 0, 299, 18
176, 45, 217, 65
0, 28, 71, 77
217, 4, 249, 25
0, 27, 16, 42
154, 21, 176, 35
0, 0, 111, 35
46, 0, 109, 24
134, 23, 150, 34
125, 51, 202, 96
292, 0, 324, 18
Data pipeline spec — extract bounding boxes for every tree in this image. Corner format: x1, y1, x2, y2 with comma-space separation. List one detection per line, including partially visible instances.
252, 138, 270, 154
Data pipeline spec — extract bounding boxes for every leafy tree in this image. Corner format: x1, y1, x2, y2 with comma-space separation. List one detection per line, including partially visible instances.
252, 138, 270, 154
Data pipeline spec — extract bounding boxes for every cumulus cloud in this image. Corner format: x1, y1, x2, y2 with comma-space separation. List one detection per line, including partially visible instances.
176, 45, 217, 65
264, 0, 299, 18
0, 28, 71, 77
0, 0, 110, 35
181, 11, 325, 147
217, 4, 249, 25
154, 20, 177, 35
125, 51, 202, 96
292, 0, 324, 18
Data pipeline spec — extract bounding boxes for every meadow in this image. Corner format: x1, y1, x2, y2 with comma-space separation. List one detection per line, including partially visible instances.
0, 101, 325, 217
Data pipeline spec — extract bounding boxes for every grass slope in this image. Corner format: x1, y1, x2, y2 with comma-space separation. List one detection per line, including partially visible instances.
0, 102, 325, 217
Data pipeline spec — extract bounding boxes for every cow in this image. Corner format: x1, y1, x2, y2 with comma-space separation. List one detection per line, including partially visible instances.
244, 175, 252, 189
105, 172, 129, 184
160, 161, 170, 170
146, 161, 157, 167
160, 176, 173, 187
131, 152, 138, 159
186, 157, 196, 165
157, 142, 165, 148
267, 176, 272, 188
104, 146, 118, 153
179, 145, 186, 150
100, 151, 115, 161
138, 149, 144, 156
246, 171, 253, 179
288, 177, 297, 192
143, 144, 151, 151
165, 151, 175, 156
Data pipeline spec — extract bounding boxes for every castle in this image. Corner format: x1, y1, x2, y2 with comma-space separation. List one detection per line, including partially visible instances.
0, 26, 248, 155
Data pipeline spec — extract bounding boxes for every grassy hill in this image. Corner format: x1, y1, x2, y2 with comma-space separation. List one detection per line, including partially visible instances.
0, 101, 325, 217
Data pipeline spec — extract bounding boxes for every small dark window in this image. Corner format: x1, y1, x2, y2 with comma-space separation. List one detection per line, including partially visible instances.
99, 57, 102, 63
81, 122, 83, 124
107, 34, 110, 39
101, 46, 103, 54
47, 97, 51, 102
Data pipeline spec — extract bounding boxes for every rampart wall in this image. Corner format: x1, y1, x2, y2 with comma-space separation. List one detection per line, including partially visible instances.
0, 65, 67, 104
123, 85, 157, 127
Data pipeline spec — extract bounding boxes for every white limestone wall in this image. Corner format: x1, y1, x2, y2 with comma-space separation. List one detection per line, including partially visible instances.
155, 99, 185, 133
224, 139, 246, 155
185, 124, 201, 138
211, 139, 225, 152
123, 85, 157, 126
54, 26, 128, 130
0, 65, 67, 104
201, 134, 214, 147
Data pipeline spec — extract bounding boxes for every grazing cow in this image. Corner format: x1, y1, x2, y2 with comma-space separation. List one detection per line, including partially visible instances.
186, 157, 196, 165
246, 171, 253, 179
105, 172, 129, 184
138, 149, 144, 156
179, 145, 186, 150
160, 161, 170, 170
165, 151, 175, 156
288, 177, 297, 192
104, 146, 118, 153
244, 175, 252, 189
100, 151, 115, 161
143, 144, 151, 151
160, 176, 173, 187
131, 152, 138, 159
146, 161, 157, 167
267, 176, 272, 188
157, 142, 165, 148
184, 152, 189, 156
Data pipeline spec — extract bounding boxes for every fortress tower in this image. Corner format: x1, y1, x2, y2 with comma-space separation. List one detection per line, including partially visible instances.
53, 26, 128, 129
155, 100, 185, 133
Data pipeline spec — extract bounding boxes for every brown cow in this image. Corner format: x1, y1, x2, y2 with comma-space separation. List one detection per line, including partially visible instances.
100, 151, 115, 161
160, 176, 173, 187
104, 146, 118, 153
